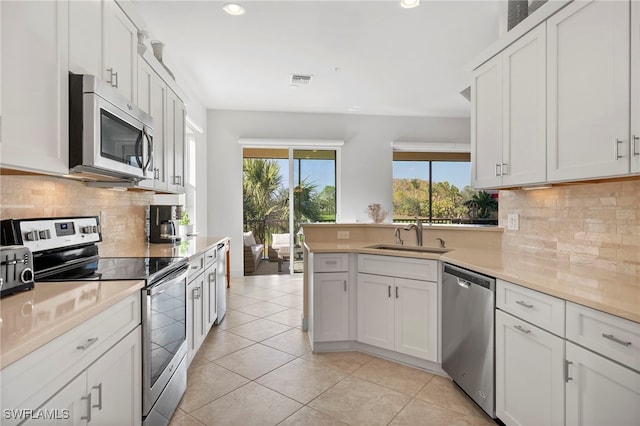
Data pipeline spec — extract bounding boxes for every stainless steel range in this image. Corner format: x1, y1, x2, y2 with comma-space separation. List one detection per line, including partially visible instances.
1, 216, 188, 426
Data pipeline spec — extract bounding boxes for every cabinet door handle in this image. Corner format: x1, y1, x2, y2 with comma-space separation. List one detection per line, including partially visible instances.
633, 135, 639, 157
615, 138, 624, 159
193, 287, 201, 299
516, 300, 534, 309
92, 383, 103, 410
395, 286, 399, 299
602, 333, 632, 347
513, 324, 531, 334
388, 285, 391, 298
502, 163, 509, 176
81, 394, 92, 422
343, 280, 347, 292
495, 162, 502, 177
112, 71, 119, 88
106, 67, 114, 85
564, 360, 573, 383
77, 337, 99, 351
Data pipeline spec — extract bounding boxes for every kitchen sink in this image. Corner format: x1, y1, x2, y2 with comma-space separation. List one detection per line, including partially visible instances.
365, 244, 451, 254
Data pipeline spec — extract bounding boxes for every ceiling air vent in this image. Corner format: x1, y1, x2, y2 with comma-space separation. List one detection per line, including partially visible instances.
290, 74, 312, 85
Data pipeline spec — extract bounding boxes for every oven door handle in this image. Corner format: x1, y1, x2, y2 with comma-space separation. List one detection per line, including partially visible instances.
147, 265, 189, 296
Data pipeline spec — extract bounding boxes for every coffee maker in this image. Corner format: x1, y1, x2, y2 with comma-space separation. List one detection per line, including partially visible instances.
149, 205, 181, 243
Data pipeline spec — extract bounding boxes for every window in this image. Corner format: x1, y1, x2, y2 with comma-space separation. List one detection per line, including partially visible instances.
392, 152, 498, 225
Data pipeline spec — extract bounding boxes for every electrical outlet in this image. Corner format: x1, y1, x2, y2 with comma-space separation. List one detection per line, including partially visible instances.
337, 231, 350, 239
507, 213, 519, 231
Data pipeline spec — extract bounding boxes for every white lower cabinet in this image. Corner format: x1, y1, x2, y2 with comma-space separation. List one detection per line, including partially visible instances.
496, 310, 565, 426
24, 326, 141, 426
565, 342, 640, 426
313, 272, 349, 342
357, 272, 437, 361
204, 264, 218, 331
187, 271, 206, 363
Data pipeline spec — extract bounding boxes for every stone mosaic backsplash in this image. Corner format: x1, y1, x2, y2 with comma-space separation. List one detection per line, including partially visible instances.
499, 179, 640, 275
0, 175, 153, 254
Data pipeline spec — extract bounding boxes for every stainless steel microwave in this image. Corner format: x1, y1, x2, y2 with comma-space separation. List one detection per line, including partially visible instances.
69, 73, 153, 183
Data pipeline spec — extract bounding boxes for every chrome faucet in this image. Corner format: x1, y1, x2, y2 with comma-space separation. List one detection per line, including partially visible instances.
404, 218, 423, 246
436, 237, 446, 248
394, 227, 403, 245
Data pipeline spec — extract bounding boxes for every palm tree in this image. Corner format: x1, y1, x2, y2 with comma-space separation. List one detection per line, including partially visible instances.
463, 191, 498, 219
243, 159, 283, 224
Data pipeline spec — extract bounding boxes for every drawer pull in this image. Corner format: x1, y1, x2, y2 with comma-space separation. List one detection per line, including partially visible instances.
325, 260, 338, 265
602, 333, 632, 347
516, 300, 534, 309
388, 285, 391, 298
77, 337, 99, 351
514, 325, 531, 334
343, 280, 347, 292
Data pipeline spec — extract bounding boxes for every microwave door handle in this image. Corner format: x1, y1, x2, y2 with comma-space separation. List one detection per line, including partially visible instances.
143, 128, 153, 172
134, 133, 144, 169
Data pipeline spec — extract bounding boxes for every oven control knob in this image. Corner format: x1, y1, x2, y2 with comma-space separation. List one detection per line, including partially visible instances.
24, 231, 39, 241
81, 226, 92, 234
38, 230, 51, 240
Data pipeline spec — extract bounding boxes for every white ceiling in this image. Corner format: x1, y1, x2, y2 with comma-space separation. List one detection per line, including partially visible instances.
130, 0, 500, 117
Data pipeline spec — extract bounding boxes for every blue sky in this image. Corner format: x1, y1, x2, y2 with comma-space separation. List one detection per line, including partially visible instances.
274, 159, 471, 191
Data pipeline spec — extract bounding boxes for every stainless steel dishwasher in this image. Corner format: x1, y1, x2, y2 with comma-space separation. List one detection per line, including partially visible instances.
442, 263, 496, 418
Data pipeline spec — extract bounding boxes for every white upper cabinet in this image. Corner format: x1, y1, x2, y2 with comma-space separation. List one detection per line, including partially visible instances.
471, 55, 503, 189
501, 24, 546, 187
0, 0, 69, 175
632, 1, 640, 174
137, 57, 169, 191
547, 0, 631, 182
103, 0, 137, 103
69, 0, 102, 77
167, 88, 186, 193
472, 24, 546, 190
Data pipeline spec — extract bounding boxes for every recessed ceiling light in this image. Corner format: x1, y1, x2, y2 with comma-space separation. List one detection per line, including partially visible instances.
400, 0, 420, 9
223, 3, 245, 16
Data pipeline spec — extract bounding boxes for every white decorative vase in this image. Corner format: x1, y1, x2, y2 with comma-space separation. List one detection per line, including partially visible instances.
150, 40, 175, 80
137, 29, 148, 55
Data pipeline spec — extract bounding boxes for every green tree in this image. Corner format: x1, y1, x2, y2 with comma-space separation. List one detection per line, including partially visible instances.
243, 159, 284, 224
315, 185, 336, 220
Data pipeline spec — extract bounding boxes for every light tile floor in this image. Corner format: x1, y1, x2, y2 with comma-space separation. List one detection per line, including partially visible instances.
169, 274, 496, 426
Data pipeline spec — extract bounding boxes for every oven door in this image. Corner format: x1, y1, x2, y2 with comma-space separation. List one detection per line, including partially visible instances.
142, 264, 188, 415
83, 91, 153, 180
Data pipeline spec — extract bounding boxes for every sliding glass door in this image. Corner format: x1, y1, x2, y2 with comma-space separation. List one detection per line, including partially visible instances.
243, 148, 337, 275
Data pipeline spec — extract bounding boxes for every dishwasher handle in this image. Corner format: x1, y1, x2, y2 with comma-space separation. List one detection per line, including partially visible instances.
457, 278, 471, 289
444, 263, 495, 291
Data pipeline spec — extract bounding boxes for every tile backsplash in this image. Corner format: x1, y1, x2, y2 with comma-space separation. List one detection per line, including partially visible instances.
0, 175, 153, 253
499, 179, 640, 275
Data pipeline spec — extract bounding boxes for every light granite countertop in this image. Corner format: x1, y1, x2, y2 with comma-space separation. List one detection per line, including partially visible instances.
0, 280, 144, 369
99, 235, 230, 258
306, 242, 640, 324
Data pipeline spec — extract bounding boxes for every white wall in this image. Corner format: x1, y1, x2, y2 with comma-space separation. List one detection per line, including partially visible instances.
206, 110, 470, 276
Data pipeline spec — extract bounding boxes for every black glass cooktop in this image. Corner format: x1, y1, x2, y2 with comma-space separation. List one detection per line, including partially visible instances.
40, 257, 185, 282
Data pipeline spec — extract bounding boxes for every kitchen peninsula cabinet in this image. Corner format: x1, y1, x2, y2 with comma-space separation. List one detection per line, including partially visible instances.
357, 255, 438, 362
312, 253, 351, 342
1, 0, 69, 175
